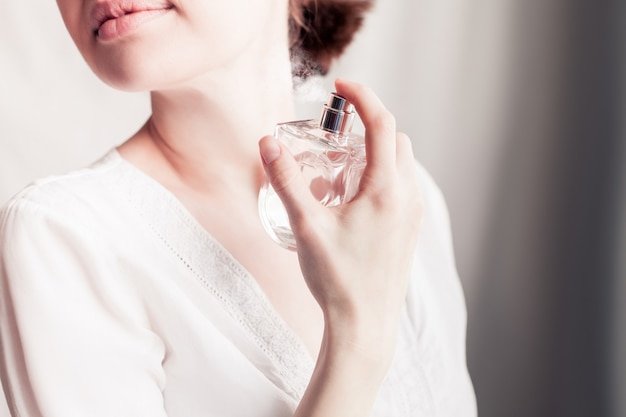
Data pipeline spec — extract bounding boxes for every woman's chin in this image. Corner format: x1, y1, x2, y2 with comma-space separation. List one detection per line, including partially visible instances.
95, 69, 152, 92
92, 62, 180, 93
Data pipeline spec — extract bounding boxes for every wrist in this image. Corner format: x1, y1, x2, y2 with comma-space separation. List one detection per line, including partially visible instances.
293, 319, 396, 417
321, 309, 398, 377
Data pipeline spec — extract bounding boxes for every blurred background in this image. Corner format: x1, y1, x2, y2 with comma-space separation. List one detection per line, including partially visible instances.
1, 1, 624, 416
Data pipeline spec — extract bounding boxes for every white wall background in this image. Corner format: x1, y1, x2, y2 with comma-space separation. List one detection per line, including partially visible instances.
1, 1, 624, 417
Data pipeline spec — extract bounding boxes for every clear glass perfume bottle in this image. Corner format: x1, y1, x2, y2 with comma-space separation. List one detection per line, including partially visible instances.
258, 93, 366, 250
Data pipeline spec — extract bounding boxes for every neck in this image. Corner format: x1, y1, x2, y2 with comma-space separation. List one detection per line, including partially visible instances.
120, 42, 297, 196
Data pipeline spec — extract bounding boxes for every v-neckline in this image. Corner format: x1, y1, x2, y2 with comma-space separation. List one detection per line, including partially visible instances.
104, 148, 315, 400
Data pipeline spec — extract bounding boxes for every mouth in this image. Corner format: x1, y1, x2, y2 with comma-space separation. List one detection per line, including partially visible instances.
90, 1, 174, 38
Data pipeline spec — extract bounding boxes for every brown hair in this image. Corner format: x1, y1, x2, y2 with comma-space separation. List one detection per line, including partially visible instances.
289, 0, 374, 78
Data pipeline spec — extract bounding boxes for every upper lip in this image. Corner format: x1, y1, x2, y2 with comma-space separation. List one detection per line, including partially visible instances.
90, 0, 173, 34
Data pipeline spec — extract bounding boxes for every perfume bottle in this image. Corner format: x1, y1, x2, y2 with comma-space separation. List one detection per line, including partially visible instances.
258, 93, 366, 250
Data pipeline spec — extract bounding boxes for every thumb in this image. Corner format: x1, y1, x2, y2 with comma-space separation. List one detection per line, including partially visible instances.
259, 135, 317, 222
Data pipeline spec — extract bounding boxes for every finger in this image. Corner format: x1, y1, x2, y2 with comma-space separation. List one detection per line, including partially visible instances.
334, 78, 396, 175
258, 135, 318, 222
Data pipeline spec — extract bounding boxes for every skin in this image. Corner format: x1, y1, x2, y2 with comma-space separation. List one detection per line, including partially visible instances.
56, 0, 423, 416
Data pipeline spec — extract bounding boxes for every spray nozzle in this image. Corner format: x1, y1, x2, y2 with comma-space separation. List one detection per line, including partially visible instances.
320, 93, 355, 135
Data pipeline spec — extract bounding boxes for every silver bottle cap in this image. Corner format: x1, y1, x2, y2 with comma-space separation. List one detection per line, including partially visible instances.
319, 93, 355, 134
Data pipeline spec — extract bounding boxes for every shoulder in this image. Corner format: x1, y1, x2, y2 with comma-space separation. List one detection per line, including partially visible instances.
408, 158, 461, 296
0, 151, 130, 273
3, 151, 121, 213
414, 160, 450, 225
411, 159, 455, 260
406, 158, 468, 339
0, 151, 123, 231
405, 158, 464, 319
0, 150, 143, 307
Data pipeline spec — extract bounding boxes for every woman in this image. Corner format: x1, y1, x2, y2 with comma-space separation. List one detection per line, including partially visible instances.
0, 0, 476, 416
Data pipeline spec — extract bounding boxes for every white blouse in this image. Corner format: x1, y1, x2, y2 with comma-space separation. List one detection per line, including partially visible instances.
0, 150, 476, 417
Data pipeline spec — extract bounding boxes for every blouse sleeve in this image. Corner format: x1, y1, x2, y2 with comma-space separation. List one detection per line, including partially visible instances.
0, 194, 168, 417
407, 162, 477, 417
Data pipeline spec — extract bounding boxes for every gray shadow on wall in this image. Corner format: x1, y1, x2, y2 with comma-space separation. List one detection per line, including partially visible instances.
467, 1, 625, 416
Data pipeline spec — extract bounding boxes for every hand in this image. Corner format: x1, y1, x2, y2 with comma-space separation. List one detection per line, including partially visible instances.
259, 79, 423, 356
260, 79, 423, 417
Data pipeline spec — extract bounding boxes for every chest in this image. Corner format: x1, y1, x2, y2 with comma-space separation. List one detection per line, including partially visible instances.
194, 204, 324, 360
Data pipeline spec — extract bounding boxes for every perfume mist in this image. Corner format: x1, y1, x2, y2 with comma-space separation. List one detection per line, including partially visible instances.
258, 93, 366, 250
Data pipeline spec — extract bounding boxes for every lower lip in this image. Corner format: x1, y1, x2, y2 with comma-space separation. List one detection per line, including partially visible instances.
97, 8, 172, 42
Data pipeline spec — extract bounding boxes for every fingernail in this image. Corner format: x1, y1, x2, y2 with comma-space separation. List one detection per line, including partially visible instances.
260, 137, 281, 164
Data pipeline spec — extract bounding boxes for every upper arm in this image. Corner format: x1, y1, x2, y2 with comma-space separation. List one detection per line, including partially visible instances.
0, 196, 168, 417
